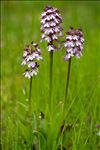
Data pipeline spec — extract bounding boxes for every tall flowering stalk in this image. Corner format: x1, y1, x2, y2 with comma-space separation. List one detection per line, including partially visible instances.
64, 27, 84, 107
21, 42, 43, 118
60, 27, 84, 136
41, 5, 62, 110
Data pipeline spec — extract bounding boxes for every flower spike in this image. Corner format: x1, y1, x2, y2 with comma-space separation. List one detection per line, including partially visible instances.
64, 27, 84, 61
41, 5, 62, 51
21, 42, 43, 79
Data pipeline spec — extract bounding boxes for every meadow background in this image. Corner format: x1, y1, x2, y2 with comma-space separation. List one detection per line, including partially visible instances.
1, 1, 100, 150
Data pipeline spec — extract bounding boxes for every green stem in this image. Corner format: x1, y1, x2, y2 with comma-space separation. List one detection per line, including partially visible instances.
49, 50, 53, 111
61, 58, 71, 136
64, 58, 71, 107
28, 77, 33, 148
29, 77, 32, 118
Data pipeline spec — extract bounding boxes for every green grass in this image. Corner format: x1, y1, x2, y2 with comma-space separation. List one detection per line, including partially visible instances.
1, 1, 100, 150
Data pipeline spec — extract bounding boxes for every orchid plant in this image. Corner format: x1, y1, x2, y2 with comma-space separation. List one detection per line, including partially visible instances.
21, 5, 84, 149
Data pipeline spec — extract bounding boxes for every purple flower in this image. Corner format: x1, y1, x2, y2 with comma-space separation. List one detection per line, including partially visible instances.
21, 42, 43, 79
64, 27, 84, 61
41, 5, 62, 51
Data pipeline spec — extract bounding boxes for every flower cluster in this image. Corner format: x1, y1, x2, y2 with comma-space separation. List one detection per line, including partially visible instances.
64, 27, 84, 61
21, 42, 43, 79
41, 5, 62, 51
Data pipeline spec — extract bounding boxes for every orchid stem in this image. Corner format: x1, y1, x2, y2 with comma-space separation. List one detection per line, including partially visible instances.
29, 77, 32, 119
49, 51, 53, 111
28, 77, 33, 148
64, 58, 71, 108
